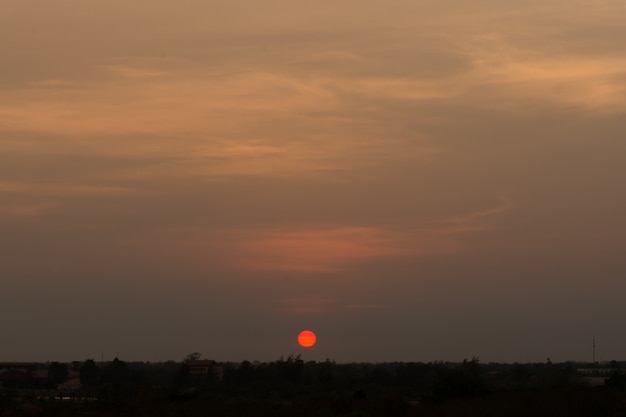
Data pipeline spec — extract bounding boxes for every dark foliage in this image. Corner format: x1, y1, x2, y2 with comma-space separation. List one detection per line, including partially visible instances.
79, 359, 102, 387
47, 362, 68, 385
2, 359, 626, 417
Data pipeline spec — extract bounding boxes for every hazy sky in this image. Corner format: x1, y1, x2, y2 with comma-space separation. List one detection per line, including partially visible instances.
2, 0, 626, 363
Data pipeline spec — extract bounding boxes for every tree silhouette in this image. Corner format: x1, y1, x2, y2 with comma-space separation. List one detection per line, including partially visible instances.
184, 352, 202, 361
79, 359, 102, 387
103, 357, 130, 384
48, 362, 68, 385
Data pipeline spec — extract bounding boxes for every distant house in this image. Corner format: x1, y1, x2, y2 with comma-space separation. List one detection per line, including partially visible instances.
185, 360, 215, 375
0, 369, 29, 386
58, 376, 82, 391
0, 363, 34, 387
578, 368, 612, 386
184, 360, 223, 383
577, 368, 613, 377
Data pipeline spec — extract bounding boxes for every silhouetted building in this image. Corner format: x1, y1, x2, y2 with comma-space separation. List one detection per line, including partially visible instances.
58, 376, 82, 391
0, 369, 29, 386
184, 359, 223, 383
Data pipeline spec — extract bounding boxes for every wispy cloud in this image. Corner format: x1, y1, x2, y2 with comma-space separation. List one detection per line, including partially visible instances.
279, 297, 334, 314
432, 199, 514, 234
0, 201, 60, 217
103, 64, 170, 79
0, 181, 136, 197
221, 202, 512, 273
0, 181, 136, 219
278, 297, 382, 314
464, 34, 626, 112
230, 226, 408, 273
0, 64, 439, 182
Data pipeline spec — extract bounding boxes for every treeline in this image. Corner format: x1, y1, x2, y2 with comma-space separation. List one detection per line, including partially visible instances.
219, 357, 626, 402
2, 357, 626, 417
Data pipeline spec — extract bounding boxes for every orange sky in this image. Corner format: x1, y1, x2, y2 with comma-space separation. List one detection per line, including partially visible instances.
1, 0, 626, 363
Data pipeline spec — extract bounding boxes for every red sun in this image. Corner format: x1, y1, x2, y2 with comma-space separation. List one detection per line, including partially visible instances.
297, 330, 317, 348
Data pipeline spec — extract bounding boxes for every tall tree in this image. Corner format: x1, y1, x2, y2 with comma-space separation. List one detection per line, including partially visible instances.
103, 358, 129, 384
79, 359, 102, 387
48, 362, 68, 385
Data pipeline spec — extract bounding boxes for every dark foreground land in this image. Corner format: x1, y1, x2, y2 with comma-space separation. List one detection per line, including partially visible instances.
2, 357, 626, 416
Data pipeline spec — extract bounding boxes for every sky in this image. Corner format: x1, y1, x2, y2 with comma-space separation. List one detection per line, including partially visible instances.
1, 0, 626, 363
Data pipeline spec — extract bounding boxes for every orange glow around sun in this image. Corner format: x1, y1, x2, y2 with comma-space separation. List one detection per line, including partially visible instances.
297, 330, 317, 348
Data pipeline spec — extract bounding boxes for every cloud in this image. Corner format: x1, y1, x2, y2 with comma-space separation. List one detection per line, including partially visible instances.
464, 34, 626, 112
228, 226, 409, 273
0, 181, 135, 197
221, 202, 511, 274
279, 297, 334, 314
103, 65, 170, 79
278, 297, 381, 314
0, 201, 60, 217
116, 196, 513, 277
6, 1, 623, 192
0, 181, 137, 220
0, 62, 439, 182
432, 199, 513, 234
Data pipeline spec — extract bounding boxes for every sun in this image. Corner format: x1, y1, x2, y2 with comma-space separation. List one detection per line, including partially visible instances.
297, 330, 317, 348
